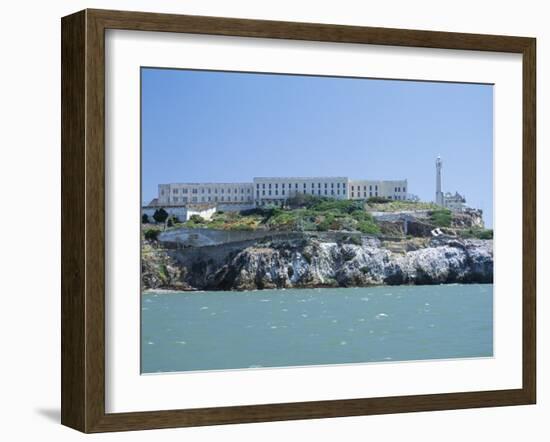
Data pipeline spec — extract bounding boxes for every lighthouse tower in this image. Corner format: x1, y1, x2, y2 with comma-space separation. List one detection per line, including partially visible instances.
435, 155, 444, 206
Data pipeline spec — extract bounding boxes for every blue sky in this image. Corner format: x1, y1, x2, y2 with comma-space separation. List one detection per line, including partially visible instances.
141, 68, 493, 227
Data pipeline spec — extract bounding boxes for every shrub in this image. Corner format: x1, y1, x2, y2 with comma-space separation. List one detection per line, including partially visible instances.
166, 217, 174, 227
152, 208, 169, 223
357, 220, 380, 234
367, 196, 390, 204
189, 214, 205, 224
316, 214, 335, 231
311, 199, 363, 214
142, 213, 149, 224
430, 209, 452, 227
286, 193, 317, 209
143, 228, 160, 241
459, 228, 493, 239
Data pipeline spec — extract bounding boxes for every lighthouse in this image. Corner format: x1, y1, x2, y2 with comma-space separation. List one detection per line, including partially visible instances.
435, 155, 444, 206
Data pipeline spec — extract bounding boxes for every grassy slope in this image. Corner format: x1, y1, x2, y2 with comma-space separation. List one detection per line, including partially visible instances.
144, 197, 492, 239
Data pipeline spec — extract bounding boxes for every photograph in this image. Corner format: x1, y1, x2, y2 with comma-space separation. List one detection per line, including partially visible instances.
140, 67, 494, 374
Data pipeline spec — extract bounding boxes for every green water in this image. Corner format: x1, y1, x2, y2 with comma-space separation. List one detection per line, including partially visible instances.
141, 284, 493, 373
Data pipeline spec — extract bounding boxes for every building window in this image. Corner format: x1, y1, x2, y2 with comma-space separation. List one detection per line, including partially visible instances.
208, 197, 211, 201
324, 190, 327, 195
262, 183, 265, 189
192, 197, 197, 202
331, 183, 334, 188
269, 183, 272, 189
201, 188, 205, 194
369, 192, 373, 197
262, 190, 265, 196
172, 189, 178, 194
351, 186, 354, 191
352, 192, 354, 197
256, 184, 260, 189
214, 196, 218, 202
221, 196, 224, 202
268, 190, 272, 196
403, 187, 406, 193
282, 190, 285, 196
173, 197, 179, 202
337, 182, 340, 188
295, 183, 298, 189
331, 190, 334, 195
275, 190, 278, 196
275, 183, 278, 189
201, 196, 205, 201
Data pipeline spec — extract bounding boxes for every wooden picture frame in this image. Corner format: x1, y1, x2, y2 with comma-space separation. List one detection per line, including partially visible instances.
61, 8, 536, 433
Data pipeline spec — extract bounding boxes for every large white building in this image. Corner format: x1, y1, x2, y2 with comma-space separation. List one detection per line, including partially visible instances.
155, 177, 409, 208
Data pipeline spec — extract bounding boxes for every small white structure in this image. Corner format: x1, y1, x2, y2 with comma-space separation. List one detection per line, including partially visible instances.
434, 156, 469, 211
443, 191, 467, 211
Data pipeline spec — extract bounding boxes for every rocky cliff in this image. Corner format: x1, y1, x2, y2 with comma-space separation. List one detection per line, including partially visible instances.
142, 233, 493, 291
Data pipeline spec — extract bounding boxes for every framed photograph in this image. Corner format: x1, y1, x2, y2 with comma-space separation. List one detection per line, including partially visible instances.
61, 9, 536, 433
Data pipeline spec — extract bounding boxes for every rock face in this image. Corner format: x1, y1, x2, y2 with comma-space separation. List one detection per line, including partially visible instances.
142, 234, 493, 291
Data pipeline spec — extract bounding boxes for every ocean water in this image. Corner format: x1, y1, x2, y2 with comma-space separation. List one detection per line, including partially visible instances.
141, 284, 493, 373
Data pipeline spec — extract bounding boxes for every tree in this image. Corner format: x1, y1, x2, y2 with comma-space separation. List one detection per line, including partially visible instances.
142, 213, 149, 224
153, 208, 169, 224
189, 214, 205, 224
143, 228, 160, 241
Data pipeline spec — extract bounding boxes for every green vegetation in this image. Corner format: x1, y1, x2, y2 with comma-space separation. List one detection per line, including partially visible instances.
367, 199, 439, 212
143, 228, 160, 241
367, 196, 390, 204
152, 208, 169, 224
148, 195, 489, 241
142, 213, 149, 223
459, 228, 493, 240
188, 214, 205, 224
430, 208, 452, 227
177, 196, 383, 235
